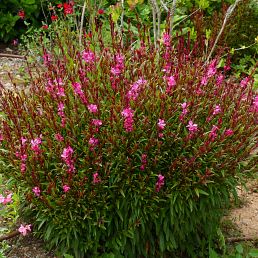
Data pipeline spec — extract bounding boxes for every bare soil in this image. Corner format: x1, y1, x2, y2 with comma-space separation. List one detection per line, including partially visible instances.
229, 180, 258, 238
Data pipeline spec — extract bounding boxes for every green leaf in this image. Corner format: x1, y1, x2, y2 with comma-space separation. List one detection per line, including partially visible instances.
209, 248, 220, 258
21, 0, 35, 4
159, 232, 165, 252
236, 244, 244, 254
64, 254, 74, 258
249, 249, 258, 257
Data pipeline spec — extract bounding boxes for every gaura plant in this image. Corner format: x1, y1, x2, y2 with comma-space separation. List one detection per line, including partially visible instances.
0, 22, 257, 257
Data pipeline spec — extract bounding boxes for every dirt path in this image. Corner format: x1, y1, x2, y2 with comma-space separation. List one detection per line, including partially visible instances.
229, 180, 258, 238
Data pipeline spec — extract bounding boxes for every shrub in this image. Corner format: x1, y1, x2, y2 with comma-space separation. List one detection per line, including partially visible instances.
0, 21, 257, 257
0, 0, 66, 42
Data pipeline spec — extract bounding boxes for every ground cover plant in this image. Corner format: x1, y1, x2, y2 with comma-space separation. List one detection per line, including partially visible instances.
0, 1, 258, 258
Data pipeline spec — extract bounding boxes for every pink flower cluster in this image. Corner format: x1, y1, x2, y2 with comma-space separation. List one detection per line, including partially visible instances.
89, 137, 99, 150
110, 53, 125, 89
15, 137, 28, 173
213, 105, 221, 115
126, 78, 147, 101
209, 125, 219, 141
31, 136, 42, 155
155, 174, 165, 192
63, 184, 70, 193
164, 75, 176, 94
157, 119, 166, 138
43, 52, 51, 66
216, 74, 224, 87
58, 102, 66, 127
252, 95, 258, 112
82, 49, 95, 64
111, 53, 125, 76
224, 129, 234, 137
180, 102, 188, 121
32, 186, 41, 197
61, 146, 75, 173
140, 154, 147, 171
186, 120, 198, 133
87, 104, 98, 113
18, 224, 31, 236
240, 77, 249, 89
55, 133, 64, 142
93, 172, 101, 184
72, 82, 87, 104
201, 59, 217, 86
46, 78, 65, 98
121, 107, 134, 132
0, 193, 12, 205
162, 32, 170, 47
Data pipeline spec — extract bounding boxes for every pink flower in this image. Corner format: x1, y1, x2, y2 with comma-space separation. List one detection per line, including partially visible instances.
181, 102, 188, 116
82, 50, 95, 63
43, 53, 51, 66
20, 163, 26, 173
186, 120, 198, 133
240, 77, 249, 89
209, 125, 219, 140
58, 102, 65, 112
31, 137, 42, 153
121, 107, 134, 118
162, 32, 170, 47
111, 66, 122, 76
115, 54, 124, 64
164, 75, 176, 93
207, 59, 217, 77
61, 146, 74, 160
61, 146, 75, 173
18, 224, 31, 236
0, 193, 12, 205
87, 104, 98, 113
21, 137, 27, 145
72, 82, 83, 95
20, 154, 27, 162
201, 76, 208, 86
123, 116, 134, 132
32, 187, 41, 197
140, 154, 147, 171
155, 174, 165, 192
91, 119, 102, 127
157, 119, 166, 130
224, 129, 234, 137
127, 78, 147, 101
121, 107, 134, 132
167, 76, 176, 87
213, 105, 221, 115
181, 102, 187, 109
89, 137, 99, 147
63, 185, 70, 193
93, 172, 101, 184
252, 95, 258, 112
0, 194, 5, 204
216, 74, 224, 86
4, 194, 12, 204
55, 133, 64, 142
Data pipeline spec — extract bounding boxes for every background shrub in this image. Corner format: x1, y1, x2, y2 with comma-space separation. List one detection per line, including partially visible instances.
0, 14, 257, 258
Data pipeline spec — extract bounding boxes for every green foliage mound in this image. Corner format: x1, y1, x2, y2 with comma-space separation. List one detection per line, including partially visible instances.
0, 24, 257, 257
